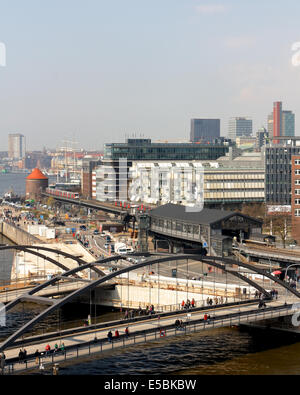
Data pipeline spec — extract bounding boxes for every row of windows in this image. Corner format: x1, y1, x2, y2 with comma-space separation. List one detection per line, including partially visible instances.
205, 173, 264, 180
206, 182, 264, 189
205, 191, 264, 198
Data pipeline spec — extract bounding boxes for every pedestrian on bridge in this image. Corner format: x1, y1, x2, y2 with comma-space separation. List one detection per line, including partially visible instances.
23, 349, 27, 363
107, 331, 113, 343
60, 343, 65, 354
18, 349, 24, 363
125, 327, 129, 338
34, 350, 40, 365
45, 344, 51, 356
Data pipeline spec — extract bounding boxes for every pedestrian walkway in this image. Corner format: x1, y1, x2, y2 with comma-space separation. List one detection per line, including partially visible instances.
2, 295, 299, 375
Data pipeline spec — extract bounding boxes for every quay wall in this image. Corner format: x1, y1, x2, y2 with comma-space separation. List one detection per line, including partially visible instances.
0, 220, 43, 245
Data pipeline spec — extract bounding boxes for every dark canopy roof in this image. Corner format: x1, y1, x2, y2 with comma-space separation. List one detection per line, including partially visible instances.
150, 203, 262, 226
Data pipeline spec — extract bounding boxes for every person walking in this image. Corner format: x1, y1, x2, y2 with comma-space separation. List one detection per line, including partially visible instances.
125, 327, 129, 338
18, 349, 24, 363
34, 350, 40, 365
107, 330, 113, 343
45, 344, 51, 357
23, 349, 27, 363
60, 343, 65, 354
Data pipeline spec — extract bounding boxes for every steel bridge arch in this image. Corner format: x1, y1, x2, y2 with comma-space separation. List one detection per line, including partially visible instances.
0, 245, 104, 276
2, 252, 298, 352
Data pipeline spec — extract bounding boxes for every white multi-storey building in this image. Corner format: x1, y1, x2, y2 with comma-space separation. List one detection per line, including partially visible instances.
93, 149, 265, 207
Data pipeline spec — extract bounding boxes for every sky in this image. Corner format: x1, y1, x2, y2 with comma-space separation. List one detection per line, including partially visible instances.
0, 0, 300, 151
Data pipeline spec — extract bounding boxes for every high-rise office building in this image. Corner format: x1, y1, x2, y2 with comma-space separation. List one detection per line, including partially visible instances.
228, 117, 252, 140
190, 119, 220, 143
8, 133, 26, 159
268, 102, 295, 143
282, 111, 295, 137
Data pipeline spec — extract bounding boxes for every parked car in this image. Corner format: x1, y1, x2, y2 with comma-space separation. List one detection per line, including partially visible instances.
93, 229, 99, 235
80, 225, 87, 231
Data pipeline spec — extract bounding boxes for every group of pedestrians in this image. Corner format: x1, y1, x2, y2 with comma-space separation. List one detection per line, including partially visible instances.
174, 319, 185, 330
107, 327, 129, 342
270, 289, 279, 299
203, 314, 211, 323
18, 349, 27, 363
206, 297, 223, 306
181, 299, 196, 310
124, 305, 155, 319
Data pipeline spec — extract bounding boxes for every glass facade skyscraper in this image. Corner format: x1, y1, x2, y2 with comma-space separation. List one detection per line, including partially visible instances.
282, 111, 295, 137
104, 138, 230, 161
190, 119, 220, 143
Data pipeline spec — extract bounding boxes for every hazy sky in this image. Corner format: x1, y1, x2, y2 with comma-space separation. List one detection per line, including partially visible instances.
0, 0, 300, 151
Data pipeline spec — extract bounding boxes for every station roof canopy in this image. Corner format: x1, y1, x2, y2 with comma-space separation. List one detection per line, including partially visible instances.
150, 203, 262, 226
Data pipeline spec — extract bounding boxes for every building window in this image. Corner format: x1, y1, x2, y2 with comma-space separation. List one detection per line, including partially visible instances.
295, 199, 300, 205
295, 169, 300, 175
295, 209, 300, 217
295, 160, 300, 165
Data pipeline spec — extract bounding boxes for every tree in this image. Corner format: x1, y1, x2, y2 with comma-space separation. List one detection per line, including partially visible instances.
270, 214, 290, 248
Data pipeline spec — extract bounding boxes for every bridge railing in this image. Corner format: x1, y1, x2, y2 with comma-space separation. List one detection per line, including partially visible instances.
2, 302, 295, 375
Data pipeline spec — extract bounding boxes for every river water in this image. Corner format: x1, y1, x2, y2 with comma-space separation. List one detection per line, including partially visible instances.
0, 172, 28, 197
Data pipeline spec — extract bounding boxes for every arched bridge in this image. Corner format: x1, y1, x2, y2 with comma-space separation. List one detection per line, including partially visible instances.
1, 252, 300, 352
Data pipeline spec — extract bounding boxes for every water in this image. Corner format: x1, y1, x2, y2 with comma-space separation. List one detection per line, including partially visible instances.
0, 173, 28, 197
56, 327, 300, 375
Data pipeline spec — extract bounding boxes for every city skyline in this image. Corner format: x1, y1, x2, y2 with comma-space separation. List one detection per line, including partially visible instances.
0, 0, 300, 150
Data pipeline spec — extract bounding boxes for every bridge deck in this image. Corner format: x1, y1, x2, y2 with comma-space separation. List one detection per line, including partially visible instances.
2, 296, 299, 374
